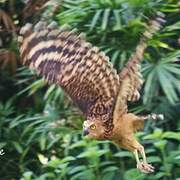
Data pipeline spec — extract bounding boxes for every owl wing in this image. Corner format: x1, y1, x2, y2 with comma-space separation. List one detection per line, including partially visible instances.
113, 13, 165, 117
18, 22, 120, 121
114, 50, 144, 116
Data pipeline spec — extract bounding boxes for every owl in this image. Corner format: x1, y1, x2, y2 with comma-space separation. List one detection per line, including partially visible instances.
18, 12, 165, 173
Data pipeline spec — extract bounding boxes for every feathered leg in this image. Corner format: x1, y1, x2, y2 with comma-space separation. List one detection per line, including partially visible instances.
133, 113, 164, 131
141, 113, 164, 121
113, 113, 164, 173
130, 113, 164, 172
133, 142, 155, 173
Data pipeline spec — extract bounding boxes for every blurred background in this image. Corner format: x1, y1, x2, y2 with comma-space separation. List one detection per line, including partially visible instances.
0, 0, 180, 179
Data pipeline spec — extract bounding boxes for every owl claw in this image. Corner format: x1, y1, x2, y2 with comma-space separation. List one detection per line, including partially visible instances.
137, 161, 155, 173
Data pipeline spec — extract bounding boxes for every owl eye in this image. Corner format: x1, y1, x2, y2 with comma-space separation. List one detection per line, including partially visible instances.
90, 124, 96, 130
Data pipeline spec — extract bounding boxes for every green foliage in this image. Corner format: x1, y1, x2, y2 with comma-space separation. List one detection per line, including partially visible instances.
0, 0, 180, 179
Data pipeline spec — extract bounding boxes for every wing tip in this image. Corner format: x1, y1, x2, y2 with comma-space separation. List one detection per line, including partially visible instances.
18, 23, 33, 44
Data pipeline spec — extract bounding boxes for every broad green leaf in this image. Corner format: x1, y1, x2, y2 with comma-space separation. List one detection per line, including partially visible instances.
124, 169, 145, 180
48, 158, 61, 168
147, 156, 161, 163
68, 165, 87, 175
143, 129, 163, 140
114, 151, 133, 158
102, 171, 116, 180
102, 166, 119, 173
162, 131, 180, 141
154, 140, 167, 150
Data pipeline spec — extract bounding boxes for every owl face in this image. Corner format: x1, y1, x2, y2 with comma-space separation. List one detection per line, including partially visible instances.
83, 120, 105, 140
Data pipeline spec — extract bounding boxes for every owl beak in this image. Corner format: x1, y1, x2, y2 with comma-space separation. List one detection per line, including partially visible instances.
82, 129, 89, 136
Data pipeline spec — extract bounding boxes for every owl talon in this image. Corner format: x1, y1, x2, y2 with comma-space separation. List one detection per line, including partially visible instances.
137, 161, 155, 173
134, 146, 154, 174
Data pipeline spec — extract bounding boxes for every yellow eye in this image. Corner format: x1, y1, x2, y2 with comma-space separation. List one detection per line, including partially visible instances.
90, 124, 96, 130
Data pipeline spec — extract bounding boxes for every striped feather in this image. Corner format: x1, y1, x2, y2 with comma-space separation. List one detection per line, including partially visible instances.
19, 22, 120, 129
113, 12, 165, 118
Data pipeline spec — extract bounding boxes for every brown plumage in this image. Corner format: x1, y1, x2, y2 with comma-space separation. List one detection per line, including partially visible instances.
18, 12, 165, 173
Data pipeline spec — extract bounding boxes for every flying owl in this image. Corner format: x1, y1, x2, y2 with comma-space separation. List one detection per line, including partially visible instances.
18, 12, 165, 173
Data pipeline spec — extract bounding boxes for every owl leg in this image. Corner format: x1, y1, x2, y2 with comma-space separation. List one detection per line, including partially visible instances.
133, 113, 164, 131
133, 143, 154, 173
140, 113, 164, 121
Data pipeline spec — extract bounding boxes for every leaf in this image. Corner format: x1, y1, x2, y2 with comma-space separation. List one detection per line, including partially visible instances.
70, 169, 94, 180
99, 161, 116, 167
162, 131, 180, 141
164, 65, 180, 75
70, 140, 87, 149
12, 142, 23, 153
68, 165, 87, 175
40, 136, 46, 151
35, 173, 55, 179
77, 149, 107, 158
143, 68, 156, 105
62, 156, 76, 162
124, 169, 145, 180
48, 158, 61, 168
157, 68, 178, 104
0, 142, 6, 149
47, 137, 60, 149
154, 140, 167, 150
154, 172, 167, 179
150, 40, 172, 49
44, 84, 56, 100
111, 50, 120, 65
143, 129, 163, 140
102, 166, 119, 173
101, 9, 111, 30
175, 155, 180, 160
90, 9, 103, 31
165, 21, 180, 31
28, 79, 46, 95
114, 151, 133, 158
21, 171, 33, 180
147, 156, 161, 163
113, 9, 122, 30
102, 171, 116, 180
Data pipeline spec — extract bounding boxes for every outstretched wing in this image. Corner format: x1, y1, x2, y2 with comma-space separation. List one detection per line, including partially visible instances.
113, 13, 165, 117
18, 22, 120, 120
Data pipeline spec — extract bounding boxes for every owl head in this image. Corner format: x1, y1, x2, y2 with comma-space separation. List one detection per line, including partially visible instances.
82, 119, 105, 140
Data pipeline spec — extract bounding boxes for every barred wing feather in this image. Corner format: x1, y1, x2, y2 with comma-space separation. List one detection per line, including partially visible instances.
19, 22, 120, 119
